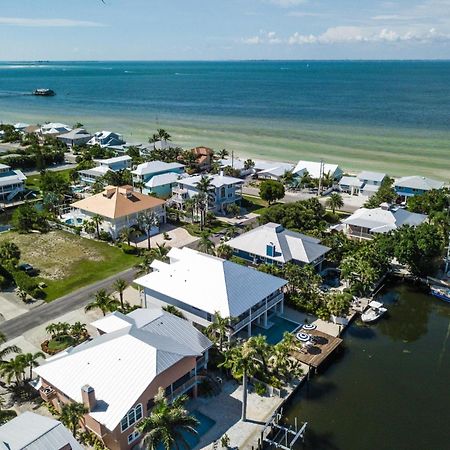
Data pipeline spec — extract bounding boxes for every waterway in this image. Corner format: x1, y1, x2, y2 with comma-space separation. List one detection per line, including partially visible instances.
284, 281, 450, 450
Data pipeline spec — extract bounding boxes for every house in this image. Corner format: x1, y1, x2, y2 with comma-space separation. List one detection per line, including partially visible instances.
57, 128, 93, 148
342, 204, 427, 239
135, 247, 288, 337
226, 222, 331, 270
0, 411, 83, 450
293, 160, 343, 181
131, 161, 185, 196
254, 161, 294, 181
68, 185, 166, 239
394, 176, 445, 202
338, 176, 362, 196
339, 171, 386, 197
219, 157, 254, 177
357, 171, 387, 187
170, 173, 244, 214
78, 155, 132, 185
13, 122, 30, 132
39, 122, 72, 136
0, 163, 27, 202
88, 131, 125, 148
35, 308, 212, 450
191, 146, 214, 171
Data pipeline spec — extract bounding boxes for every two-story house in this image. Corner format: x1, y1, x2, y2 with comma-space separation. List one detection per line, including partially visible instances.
135, 247, 288, 338
394, 176, 445, 202
38, 122, 72, 136
131, 161, 185, 197
293, 160, 343, 181
57, 128, 93, 148
88, 131, 125, 148
339, 171, 387, 197
68, 185, 166, 239
226, 222, 331, 270
78, 155, 132, 185
170, 174, 244, 214
0, 163, 27, 202
35, 308, 212, 450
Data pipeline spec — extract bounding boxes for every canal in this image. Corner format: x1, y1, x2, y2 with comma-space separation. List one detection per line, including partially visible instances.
285, 281, 450, 450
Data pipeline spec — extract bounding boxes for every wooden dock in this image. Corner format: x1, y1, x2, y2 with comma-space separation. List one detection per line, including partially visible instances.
290, 329, 343, 369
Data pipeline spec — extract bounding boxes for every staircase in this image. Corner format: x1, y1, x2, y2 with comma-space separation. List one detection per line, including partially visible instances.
6, 187, 22, 202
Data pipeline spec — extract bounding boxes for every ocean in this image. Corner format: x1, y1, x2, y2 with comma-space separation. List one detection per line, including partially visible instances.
0, 60, 449, 178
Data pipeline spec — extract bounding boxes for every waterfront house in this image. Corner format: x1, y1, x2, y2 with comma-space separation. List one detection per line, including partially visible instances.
57, 127, 93, 148
219, 157, 255, 177
339, 171, 386, 197
0, 163, 26, 202
78, 155, 132, 185
394, 176, 445, 202
0, 411, 83, 450
131, 161, 185, 196
357, 171, 387, 187
13, 122, 30, 132
338, 176, 362, 196
69, 185, 166, 239
35, 308, 211, 450
190, 146, 214, 171
170, 173, 244, 214
135, 247, 288, 337
226, 222, 331, 270
293, 160, 343, 181
342, 204, 427, 239
254, 161, 294, 181
38, 122, 72, 136
88, 131, 125, 148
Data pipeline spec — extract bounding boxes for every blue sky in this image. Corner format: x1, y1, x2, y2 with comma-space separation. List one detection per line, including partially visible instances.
1, 0, 449, 60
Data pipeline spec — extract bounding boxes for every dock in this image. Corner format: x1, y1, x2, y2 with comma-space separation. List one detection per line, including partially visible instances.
290, 329, 343, 369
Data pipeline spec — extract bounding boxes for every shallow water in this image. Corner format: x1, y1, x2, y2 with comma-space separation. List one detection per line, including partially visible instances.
284, 282, 450, 450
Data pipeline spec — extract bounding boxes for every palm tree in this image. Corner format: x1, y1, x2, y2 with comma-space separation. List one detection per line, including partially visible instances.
83, 220, 96, 236
70, 322, 88, 342
113, 279, 128, 310
150, 242, 170, 262
134, 253, 154, 277
90, 214, 103, 238
59, 402, 88, 437
162, 305, 185, 319
281, 171, 294, 187
0, 241, 20, 266
247, 335, 270, 373
220, 341, 258, 422
198, 233, 215, 255
134, 180, 145, 193
216, 243, 233, 260
0, 332, 21, 364
18, 352, 45, 380
244, 159, 255, 171
206, 312, 232, 353
218, 149, 229, 160
0, 355, 27, 385
137, 388, 199, 450
138, 211, 159, 250
195, 176, 214, 230
119, 226, 134, 246
326, 193, 344, 214
84, 289, 118, 316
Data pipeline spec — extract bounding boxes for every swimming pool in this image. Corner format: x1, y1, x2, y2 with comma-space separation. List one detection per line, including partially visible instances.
252, 315, 299, 345
65, 217, 84, 226
156, 410, 215, 449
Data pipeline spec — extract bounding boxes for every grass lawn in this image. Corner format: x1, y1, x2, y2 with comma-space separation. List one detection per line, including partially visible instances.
25, 168, 73, 193
183, 220, 231, 237
241, 194, 281, 215
0, 230, 138, 301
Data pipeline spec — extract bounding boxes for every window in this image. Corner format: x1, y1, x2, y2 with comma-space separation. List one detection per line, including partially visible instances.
128, 431, 141, 444
120, 404, 143, 432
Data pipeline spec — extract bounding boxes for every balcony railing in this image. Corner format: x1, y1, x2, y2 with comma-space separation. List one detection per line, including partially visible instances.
233, 292, 283, 333
167, 376, 198, 402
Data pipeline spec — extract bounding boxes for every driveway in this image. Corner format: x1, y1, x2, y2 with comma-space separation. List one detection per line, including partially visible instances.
134, 224, 199, 249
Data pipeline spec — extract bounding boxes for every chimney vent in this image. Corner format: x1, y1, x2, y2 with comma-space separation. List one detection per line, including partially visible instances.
81, 385, 97, 412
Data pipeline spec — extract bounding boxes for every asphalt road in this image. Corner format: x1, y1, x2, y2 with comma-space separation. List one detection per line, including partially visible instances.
0, 267, 137, 340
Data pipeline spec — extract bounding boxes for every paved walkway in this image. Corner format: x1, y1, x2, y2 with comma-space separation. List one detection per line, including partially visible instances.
134, 224, 198, 249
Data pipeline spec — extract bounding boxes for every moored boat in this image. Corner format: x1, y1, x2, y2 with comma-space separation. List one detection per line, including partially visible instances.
430, 286, 450, 303
361, 300, 387, 323
32, 88, 55, 96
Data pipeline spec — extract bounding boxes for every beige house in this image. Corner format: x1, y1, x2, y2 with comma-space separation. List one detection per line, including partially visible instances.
68, 185, 166, 239
35, 309, 212, 450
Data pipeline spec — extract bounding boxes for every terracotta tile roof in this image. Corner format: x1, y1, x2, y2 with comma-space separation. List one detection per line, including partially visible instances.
191, 146, 213, 156
71, 186, 165, 219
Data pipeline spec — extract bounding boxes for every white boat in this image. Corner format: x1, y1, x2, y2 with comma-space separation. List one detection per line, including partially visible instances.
361, 301, 387, 323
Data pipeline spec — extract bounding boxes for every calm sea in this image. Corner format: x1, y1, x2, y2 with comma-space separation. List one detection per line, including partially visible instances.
0, 61, 449, 177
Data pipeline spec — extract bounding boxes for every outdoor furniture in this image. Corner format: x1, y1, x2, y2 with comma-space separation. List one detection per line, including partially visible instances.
296, 332, 311, 342
302, 323, 317, 331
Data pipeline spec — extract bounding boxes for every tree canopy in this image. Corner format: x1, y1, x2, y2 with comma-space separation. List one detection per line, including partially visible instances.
259, 180, 285, 205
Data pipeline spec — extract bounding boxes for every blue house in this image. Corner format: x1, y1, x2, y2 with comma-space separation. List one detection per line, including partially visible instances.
78, 155, 132, 185
170, 174, 244, 214
394, 176, 445, 202
227, 222, 330, 270
0, 163, 27, 202
131, 161, 185, 197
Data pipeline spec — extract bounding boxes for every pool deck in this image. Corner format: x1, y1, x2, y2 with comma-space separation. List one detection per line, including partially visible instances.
290, 329, 343, 369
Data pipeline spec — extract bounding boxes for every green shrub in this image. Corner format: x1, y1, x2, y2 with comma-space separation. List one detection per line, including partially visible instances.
254, 381, 267, 396
12, 270, 38, 293
98, 231, 112, 242
121, 244, 137, 255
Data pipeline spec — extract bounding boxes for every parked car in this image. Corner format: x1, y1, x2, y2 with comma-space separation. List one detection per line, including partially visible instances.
18, 263, 37, 276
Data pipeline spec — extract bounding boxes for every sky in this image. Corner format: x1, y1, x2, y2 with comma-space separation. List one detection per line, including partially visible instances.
0, 0, 449, 60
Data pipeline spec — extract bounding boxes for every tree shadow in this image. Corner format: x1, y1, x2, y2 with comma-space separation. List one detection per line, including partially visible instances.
302, 428, 341, 450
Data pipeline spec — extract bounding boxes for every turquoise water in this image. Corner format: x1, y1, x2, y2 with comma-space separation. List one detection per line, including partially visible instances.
0, 61, 449, 177
252, 315, 299, 345
284, 282, 450, 450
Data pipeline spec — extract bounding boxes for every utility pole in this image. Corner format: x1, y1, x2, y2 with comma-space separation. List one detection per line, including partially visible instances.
231, 150, 234, 169
317, 159, 324, 196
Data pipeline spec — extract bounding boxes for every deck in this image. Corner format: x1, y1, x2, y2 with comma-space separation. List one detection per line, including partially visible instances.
290, 329, 343, 368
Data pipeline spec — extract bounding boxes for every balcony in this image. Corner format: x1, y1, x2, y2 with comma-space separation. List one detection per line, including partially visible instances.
167, 376, 198, 402
40, 386, 56, 401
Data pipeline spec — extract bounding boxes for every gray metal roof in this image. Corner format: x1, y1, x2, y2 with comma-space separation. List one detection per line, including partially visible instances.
357, 171, 387, 182
0, 412, 83, 450
394, 176, 445, 191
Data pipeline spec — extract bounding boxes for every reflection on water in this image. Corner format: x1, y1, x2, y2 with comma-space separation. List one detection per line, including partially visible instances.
284, 281, 450, 450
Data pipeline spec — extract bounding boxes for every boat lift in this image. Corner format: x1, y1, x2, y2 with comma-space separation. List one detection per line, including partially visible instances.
261, 408, 307, 450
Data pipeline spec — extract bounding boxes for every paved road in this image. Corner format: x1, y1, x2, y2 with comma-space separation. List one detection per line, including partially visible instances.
0, 267, 137, 340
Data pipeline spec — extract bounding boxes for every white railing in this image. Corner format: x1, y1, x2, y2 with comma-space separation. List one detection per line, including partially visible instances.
233, 293, 283, 333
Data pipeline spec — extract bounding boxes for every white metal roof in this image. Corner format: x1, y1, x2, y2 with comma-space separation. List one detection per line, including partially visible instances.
339, 176, 362, 188
357, 171, 387, 182
0, 169, 26, 187
0, 412, 83, 450
293, 160, 341, 179
94, 155, 131, 165
343, 207, 427, 233
258, 165, 293, 178
132, 161, 184, 176
394, 176, 445, 191
178, 174, 244, 189
227, 222, 330, 264
35, 310, 211, 431
134, 247, 287, 317
145, 172, 182, 188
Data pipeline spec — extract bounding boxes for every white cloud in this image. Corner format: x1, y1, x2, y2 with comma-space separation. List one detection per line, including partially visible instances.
288, 11, 325, 17
266, 0, 308, 7
242, 30, 282, 44
0, 17, 105, 27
